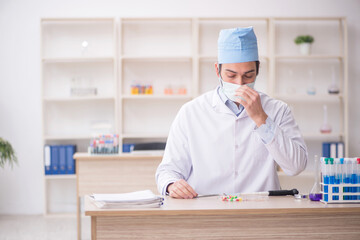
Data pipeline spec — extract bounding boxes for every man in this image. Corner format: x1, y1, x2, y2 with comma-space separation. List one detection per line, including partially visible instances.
156, 27, 308, 199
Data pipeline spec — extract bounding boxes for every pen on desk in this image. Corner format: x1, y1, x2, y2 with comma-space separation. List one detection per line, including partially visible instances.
195, 194, 221, 198
195, 189, 298, 198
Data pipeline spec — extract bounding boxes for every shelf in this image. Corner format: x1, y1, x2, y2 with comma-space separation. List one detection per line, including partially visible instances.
276, 94, 342, 103
273, 17, 344, 21
41, 18, 114, 22
275, 55, 343, 60
42, 57, 114, 63
45, 174, 76, 180
43, 96, 115, 102
44, 212, 77, 218
44, 135, 93, 140
122, 133, 168, 139
122, 95, 191, 100
302, 132, 343, 140
121, 55, 192, 62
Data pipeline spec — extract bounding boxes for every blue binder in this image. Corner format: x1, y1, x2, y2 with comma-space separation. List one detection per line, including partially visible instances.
59, 146, 67, 174
66, 145, 76, 174
44, 145, 52, 175
51, 146, 59, 174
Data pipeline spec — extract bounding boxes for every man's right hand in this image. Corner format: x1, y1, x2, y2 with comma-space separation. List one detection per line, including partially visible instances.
167, 179, 198, 199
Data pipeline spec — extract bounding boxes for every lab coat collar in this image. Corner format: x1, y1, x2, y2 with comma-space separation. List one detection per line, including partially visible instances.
212, 86, 249, 119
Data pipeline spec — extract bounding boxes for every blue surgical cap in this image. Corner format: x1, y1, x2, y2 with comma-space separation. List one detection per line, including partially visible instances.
218, 27, 259, 64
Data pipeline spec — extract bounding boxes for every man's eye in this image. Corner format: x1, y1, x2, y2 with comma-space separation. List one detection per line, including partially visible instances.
244, 75, 253, 79
227, 75, 236, 78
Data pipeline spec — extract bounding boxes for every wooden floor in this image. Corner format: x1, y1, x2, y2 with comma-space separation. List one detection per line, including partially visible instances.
0, 215, 90, 240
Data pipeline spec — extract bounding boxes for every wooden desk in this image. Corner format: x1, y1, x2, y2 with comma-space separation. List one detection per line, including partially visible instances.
74, 153, 162, 240
85, 195, 360, 239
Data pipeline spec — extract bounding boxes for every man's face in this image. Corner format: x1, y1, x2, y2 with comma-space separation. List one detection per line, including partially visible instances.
216, 62, 256, 85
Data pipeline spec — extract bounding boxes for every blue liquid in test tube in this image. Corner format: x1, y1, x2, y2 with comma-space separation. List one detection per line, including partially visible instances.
323, 158, 329, 194
351, 159, 358, 199
338, 158, 344, 184
324, 158, 329, 184
329, 158, 335, 184
357, 158, 360, 191
344, 158, 351, 195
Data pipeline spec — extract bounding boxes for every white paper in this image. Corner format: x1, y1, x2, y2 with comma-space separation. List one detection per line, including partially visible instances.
92, 190, 159, 203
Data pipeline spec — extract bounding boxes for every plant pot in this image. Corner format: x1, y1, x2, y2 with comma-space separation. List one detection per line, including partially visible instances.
299, 43, 311, 55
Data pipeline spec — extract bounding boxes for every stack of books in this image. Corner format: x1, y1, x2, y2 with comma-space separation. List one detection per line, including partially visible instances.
90, 190, 164, 209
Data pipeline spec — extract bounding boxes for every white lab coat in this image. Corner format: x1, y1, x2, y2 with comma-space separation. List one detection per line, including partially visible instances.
155, 87, 308, 195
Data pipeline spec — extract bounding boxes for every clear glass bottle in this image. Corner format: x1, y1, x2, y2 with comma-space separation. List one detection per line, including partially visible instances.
309, 155, 322, 201
328, 66, 340, 94
306, 69, 316, 95
320, 105, 332, 134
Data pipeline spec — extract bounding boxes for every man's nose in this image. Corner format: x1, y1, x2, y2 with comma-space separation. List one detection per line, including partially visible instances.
234, 76, 245, 85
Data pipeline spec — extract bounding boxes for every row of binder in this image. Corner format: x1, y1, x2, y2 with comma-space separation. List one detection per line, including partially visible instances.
44, 145, 76, 175
322, 142, 344, 158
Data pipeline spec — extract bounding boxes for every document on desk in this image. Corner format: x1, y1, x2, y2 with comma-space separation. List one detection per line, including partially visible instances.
90, 190, 164, 209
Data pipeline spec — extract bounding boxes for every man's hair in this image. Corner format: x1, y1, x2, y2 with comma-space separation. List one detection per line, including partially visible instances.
219, 61, 260, 76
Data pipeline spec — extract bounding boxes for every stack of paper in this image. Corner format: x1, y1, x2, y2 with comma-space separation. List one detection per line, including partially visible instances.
90, 190, 164, 209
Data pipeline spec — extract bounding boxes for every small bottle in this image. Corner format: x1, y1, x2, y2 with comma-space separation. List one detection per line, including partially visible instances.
306, 69, 316, 95
328, 66, 340, 94
81, 40, 89, 56
320, 105, 332, 134
309, 155, 322, 201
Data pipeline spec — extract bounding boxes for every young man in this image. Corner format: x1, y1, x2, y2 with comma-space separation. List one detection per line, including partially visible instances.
156, 27, 308, 199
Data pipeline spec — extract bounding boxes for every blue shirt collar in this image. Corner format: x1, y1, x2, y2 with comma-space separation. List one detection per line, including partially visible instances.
217, 86, 244, 117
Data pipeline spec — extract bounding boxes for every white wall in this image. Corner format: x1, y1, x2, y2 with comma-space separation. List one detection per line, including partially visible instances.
0, 0, 359, 214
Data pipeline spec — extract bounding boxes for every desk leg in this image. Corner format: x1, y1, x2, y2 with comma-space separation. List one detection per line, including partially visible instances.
77, 196, 81, 240
91, 217, 97, 240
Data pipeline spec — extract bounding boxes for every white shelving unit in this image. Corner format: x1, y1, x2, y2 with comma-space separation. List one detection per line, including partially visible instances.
271, 18, 348, 164
41, 17, 348, 215
41, 18, 117, 215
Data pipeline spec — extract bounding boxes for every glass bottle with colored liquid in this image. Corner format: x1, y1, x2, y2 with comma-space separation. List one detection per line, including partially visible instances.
310, 155, 322, 201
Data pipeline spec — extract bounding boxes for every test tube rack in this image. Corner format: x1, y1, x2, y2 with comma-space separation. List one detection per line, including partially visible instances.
320, 157, 360, 204
321, 183, 360, 203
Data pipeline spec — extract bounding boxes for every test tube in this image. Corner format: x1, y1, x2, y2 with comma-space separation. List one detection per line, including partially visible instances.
357, 158, 360, 198
114, 134, 119, 154
338, 158, 344, 184
322, 158, 329, 195
351, 159, 357, 199
322, 158, 328, 184
344, 158, 351, 197
329, 158, 335, 184
335, 158, 340, 184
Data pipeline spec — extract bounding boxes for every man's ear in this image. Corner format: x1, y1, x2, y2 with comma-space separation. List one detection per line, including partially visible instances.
214, 62, 220, 78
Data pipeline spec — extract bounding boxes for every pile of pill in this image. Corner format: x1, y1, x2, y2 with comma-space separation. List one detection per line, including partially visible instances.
222, 195, 242, 202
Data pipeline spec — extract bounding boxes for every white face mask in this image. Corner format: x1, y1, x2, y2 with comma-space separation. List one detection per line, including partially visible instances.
220, 77, 255, 102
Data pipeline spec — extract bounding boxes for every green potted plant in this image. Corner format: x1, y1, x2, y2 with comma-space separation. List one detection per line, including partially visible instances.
0, 138, 18, 169
294, 35, 314, 55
